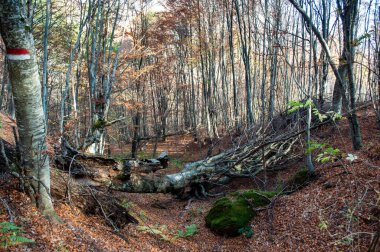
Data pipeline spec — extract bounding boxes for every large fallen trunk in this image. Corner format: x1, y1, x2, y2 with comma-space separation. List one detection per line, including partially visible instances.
118, 134, 300, 193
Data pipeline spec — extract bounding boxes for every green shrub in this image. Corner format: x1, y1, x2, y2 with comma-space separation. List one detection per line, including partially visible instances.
238, 226, 254, 238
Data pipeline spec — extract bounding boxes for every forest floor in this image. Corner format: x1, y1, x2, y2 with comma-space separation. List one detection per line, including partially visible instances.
0, 107, 379, 251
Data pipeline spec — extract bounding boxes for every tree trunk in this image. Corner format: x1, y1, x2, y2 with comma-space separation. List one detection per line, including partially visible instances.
41, 0, 50, 123
0, 0, 54, 215
131, 112, 140, 159
337, 0, 362, 150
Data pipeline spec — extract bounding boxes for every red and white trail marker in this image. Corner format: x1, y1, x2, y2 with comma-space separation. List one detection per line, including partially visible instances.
6, 48, 31, 61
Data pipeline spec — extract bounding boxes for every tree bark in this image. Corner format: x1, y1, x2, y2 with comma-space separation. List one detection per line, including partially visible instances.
0, 0, 54, 215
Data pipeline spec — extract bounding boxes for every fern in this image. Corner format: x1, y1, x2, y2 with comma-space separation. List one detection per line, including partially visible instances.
176, 224, 198, 238
0, 222, 35, 248
9, 236, 35, 243
0, 222, 21, 232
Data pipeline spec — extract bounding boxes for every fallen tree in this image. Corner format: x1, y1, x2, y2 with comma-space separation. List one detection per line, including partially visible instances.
117, 126, 301, 194
51, 119, 303, 197
116, 104, 342, 194
55, 138, 169, 179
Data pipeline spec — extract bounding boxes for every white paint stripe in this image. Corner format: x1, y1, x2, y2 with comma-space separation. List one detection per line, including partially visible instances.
7, 54, 31, 60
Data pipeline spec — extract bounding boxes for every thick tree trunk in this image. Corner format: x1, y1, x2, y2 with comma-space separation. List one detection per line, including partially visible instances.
332, 67, 345, 113
337, 0, 362, 149
0, 1, 54, 214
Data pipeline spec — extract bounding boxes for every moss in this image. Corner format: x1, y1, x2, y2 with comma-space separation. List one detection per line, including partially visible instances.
92, 119, 107, 130
205, 197, 254, 236
205, 190, 276, 237
231, 189, 276, 207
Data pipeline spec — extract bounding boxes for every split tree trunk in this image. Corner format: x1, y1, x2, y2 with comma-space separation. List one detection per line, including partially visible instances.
0, 1, 54, 214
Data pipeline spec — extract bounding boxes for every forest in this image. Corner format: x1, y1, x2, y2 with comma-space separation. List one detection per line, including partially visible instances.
0, 0, 379, 251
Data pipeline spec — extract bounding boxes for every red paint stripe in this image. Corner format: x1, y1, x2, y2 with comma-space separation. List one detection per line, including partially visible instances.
6, 48, 30, 55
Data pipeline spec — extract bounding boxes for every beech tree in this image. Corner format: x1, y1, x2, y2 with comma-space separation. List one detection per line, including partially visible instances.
0, 0, 54, 214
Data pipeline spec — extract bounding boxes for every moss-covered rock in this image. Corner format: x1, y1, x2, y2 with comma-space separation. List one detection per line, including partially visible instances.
205, 197, 254, 236
205, 190, 276, 237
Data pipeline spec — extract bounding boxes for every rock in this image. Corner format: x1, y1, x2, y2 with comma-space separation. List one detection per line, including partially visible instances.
205, 197, 254, 236
205, 190, 276, 237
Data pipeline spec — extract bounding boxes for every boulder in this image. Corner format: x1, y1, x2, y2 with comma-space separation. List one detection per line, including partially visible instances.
205, 190, 276, 236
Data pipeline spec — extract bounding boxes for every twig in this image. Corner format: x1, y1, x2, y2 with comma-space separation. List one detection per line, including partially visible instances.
0, 139, 10, 170
1, 198, 14, 222
66, 153, 80, 204
233, 121, 328, 167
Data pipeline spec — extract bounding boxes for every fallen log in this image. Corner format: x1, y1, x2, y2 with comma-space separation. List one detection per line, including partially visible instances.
55, 139, 168, 181
117, 136, 299, 194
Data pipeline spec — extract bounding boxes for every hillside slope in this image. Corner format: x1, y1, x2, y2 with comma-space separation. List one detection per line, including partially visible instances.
0, 108, 379, 251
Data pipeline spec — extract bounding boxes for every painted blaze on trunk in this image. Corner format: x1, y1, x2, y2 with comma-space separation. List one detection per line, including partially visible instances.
0, 1, 54, 214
